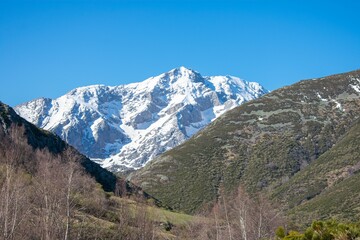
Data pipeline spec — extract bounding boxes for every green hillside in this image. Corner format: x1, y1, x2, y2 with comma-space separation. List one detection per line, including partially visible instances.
131, 69, 360, 222
275, 119, 360, 224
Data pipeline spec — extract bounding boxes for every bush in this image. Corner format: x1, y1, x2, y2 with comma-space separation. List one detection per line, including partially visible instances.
277, 220, 360, 240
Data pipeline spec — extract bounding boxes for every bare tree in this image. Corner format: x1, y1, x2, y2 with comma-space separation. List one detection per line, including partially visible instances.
213, 203, 221, 240
182, 185, 284, 240
0, 164, 31, 239
0, 125, 32, 240
1, 123, 214, 239
233, 187, 250, 240
222, 196, 233, 240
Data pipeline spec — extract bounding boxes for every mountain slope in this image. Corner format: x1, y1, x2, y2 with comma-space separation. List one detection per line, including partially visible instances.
0, 101, 117, 192
15, 67, 268, 171
274, 118, 360, 224
131, 69, 360, 216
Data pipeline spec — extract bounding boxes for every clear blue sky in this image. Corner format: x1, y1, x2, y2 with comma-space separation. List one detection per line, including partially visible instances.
1, 0, 359, 106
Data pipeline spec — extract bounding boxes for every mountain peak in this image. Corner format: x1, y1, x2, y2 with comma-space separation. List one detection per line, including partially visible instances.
172, 66, 196, 74
162, 66, 204, 84
15, 68, 268, 172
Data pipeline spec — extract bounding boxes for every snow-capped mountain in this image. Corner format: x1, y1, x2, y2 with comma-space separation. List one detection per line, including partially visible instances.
15, 67, 268, 171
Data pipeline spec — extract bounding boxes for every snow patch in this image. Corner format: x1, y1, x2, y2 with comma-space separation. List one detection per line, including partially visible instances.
331, 99, 344, 112
350, 84, 360, 93
316, 92, 328, 101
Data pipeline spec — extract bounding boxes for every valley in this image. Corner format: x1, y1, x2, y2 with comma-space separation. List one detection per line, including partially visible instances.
1, 69, 360, 239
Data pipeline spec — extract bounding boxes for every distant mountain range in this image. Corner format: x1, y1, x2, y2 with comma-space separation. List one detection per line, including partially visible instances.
15, 67, 268, 171
131, 69, 360, 224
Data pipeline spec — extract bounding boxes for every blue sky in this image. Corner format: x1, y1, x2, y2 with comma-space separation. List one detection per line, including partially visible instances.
1, 0, 359, 106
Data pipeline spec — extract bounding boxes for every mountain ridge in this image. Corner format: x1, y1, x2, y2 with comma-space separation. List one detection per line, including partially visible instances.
15, 67, 268, 171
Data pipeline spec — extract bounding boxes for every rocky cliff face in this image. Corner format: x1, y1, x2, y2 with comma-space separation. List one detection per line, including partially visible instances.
15, 67, 268, 171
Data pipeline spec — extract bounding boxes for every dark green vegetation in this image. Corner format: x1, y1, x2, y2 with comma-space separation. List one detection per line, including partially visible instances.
276, 220, 360, 240
274, 119, 360, 224
132, 70, 360, 225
